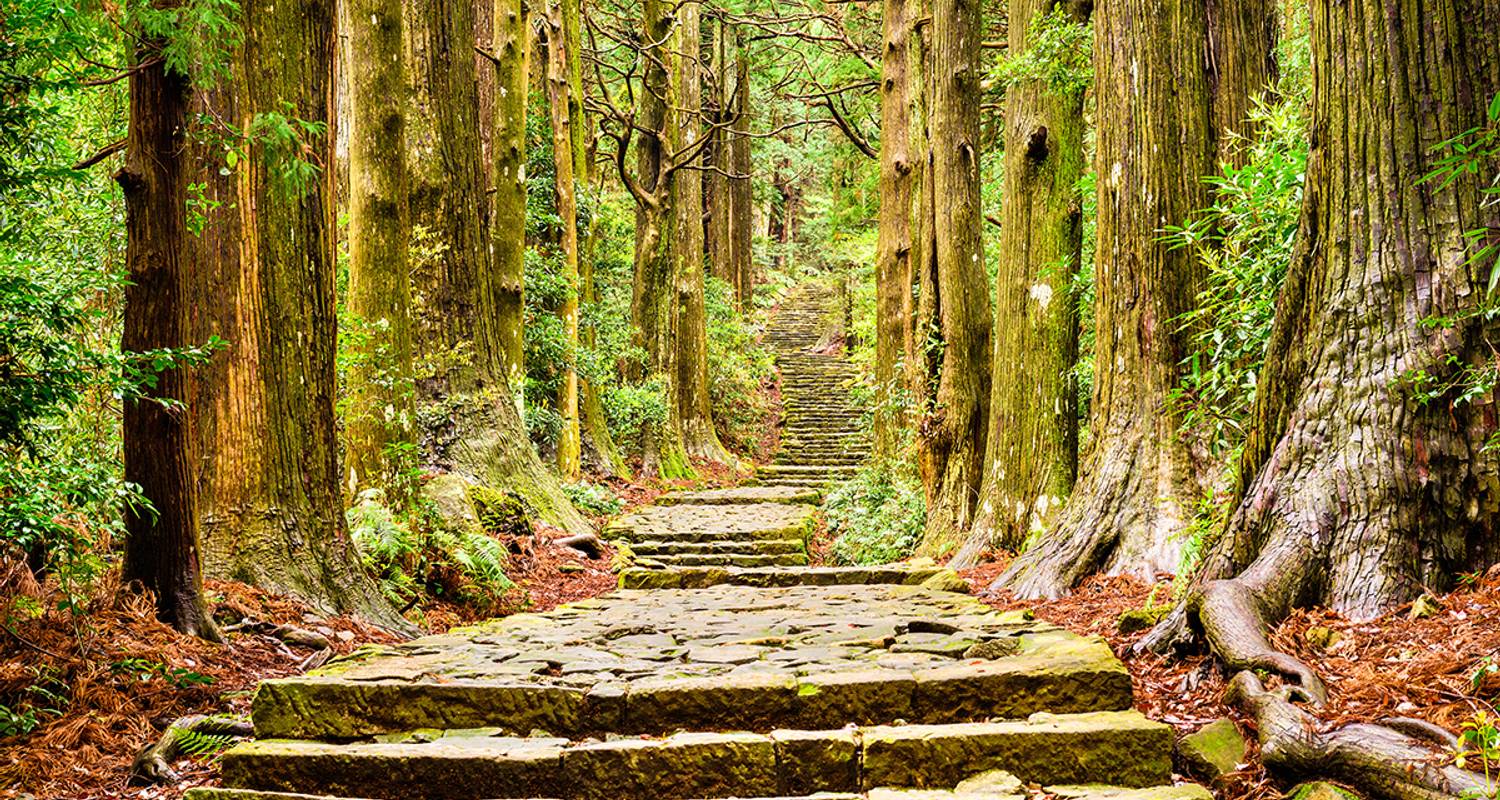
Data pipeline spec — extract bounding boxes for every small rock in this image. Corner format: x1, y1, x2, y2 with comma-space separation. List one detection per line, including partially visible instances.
1286, 782, 1361, 800
919, 569, 970, 593
559, 563, 585, 574
956, 768, 1025, 794
1177, 717, 1246, 780
336, 630, 356, 642
1304, 625, 1340, 650
1117, 607, 1168, 635
1410, 594, 1443, 619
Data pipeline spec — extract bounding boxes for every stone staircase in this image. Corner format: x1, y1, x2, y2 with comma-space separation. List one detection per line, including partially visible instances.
757, 285, 872, 492
191, 285, 1200, 800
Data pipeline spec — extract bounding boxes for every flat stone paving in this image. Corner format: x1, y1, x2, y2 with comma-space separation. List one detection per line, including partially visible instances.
607, 502, 816, 542
657, 486, 824, 506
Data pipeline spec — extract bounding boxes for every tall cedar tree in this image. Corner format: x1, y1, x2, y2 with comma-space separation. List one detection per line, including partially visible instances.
674, 3, 733, 465
958, 0, 1090, 564
345, 0, 416, 499
407, 0, 589, 533
491, 0, 528, 386
118, 9, 218, 639
729, 33, 753, 307
997, 0, 1217, 594
873, 0, 917, 461
174, 0, 403, 628
543, 1, 582, 479
915, 0, 994, 555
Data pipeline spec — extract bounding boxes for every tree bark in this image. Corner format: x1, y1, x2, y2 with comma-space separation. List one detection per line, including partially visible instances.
1206, 0, 1278, 168
1141, 0, 1500, 699
118, 26, 219, 640
956, 0, 1088, 567
915, 0, 993, 556
729, 35, 753, 308
543, 2, 582, 480
630, 0, 693, 479
996, 0, 1217, 596
706, 16, 734, 291
180, 0, 404, 629
407, 0, 590, 534
874, 0, 916, 461
345, 0, 416, 500
490, 0, 528, 389
673, 3, 733, 466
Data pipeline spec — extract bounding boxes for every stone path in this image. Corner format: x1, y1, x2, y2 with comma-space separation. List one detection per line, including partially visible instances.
756, 284, 871, 491
191, 286, 1200, 800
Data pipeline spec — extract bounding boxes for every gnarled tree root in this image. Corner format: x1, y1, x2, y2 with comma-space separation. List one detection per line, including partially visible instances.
1227, 672, 1488, 800
1196, 577, 1327, 704
130, 714, 254, 785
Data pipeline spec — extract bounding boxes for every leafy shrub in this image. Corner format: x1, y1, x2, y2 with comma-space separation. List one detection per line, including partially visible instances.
1167, 50, 1311, 460
824, 463, 926, 565
563, 481, 622, 517
604, 379, 669, 454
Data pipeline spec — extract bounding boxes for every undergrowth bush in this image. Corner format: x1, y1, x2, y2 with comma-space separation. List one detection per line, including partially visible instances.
824, 463, 926, 565
347, 491, 514, 610
563, 481, 623, 517
705, 276, 775, 452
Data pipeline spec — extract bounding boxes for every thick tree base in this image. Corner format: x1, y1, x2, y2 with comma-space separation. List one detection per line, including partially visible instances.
1227, 672, 1487, 800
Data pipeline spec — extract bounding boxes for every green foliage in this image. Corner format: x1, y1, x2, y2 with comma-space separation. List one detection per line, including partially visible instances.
705, 276, 775, 452
0, 666, 67, 739
246, 106, 328, 196
1424, 92, 1500, 291
1455, 711, 1500, 790
1167, 72, 1310, 458
111, 657, 215, 688
824, 463, 927, 565
563, 481, 623, 517
128, 0, 243, 88
993, 8, 1093, 97
605, 379, 670, 453
172, 720, 242, 758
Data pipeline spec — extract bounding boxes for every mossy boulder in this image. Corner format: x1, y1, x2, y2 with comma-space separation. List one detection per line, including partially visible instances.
1117, 607, 1169, 635
1286, 782, 1361, 800
920, 568, 971, 593
467, 484, 532, 537
1176, 718, 1246, 779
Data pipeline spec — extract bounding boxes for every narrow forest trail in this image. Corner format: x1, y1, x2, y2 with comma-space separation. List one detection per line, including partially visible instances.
188, 286, 1201, 800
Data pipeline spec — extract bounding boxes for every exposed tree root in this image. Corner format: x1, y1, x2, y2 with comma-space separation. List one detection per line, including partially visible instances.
1195, 576, 1327, 704
1226, 672, 1488, 800
555, 531, 604, 558
130, 714, 254, 785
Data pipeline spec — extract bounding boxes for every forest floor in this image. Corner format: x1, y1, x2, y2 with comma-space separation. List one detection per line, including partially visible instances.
9, 545, 1493, 799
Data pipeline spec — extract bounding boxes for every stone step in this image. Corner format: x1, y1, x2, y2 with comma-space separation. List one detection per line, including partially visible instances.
657, 487, 823, 506
606, 503, 816, 544
630, 539, 808, 556
645, 552, 811, 568
188, 786, 1212, 800
218, 712, 1166, 800
618, 564, 949, 590
759, 466, 860, 479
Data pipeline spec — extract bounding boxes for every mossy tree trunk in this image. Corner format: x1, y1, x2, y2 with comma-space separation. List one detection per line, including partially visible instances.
915, 0, 993, 556
542, 2, 582, 480
118, 21, 219, 640
874, 0, 916, 462
178, 0, 404, 629
706, 16, 734, 292
345, 0, 416, 500
673, 3, 733, 466
957, 0, 1089, 566
729, 34, 753, 308
996, 0, 1218, 596
407, 0, 589, 534
489, 0, 528, 390
627, 0, 693, 479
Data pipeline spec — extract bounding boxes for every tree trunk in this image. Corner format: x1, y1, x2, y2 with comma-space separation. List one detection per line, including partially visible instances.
915, 0, 993, 556
1206, 0, 1278, 168
996, 0, 1218, 596
729, 35, 753, 308
673, 4, 733, 466
706, 16, 734, 290
118, 33, 219, 641
543, 2, 581, 480
490, 0, 528, 389
407, 0, 590, 534
345, 0, 416, 500
873, 0, 916, 462
1141, 0, 1500, 703
903, 14, 929, 413
630, 0, 693, 479
956, 0, 1088, 567
571, 0, 627, 479
180, 0, 404, 629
